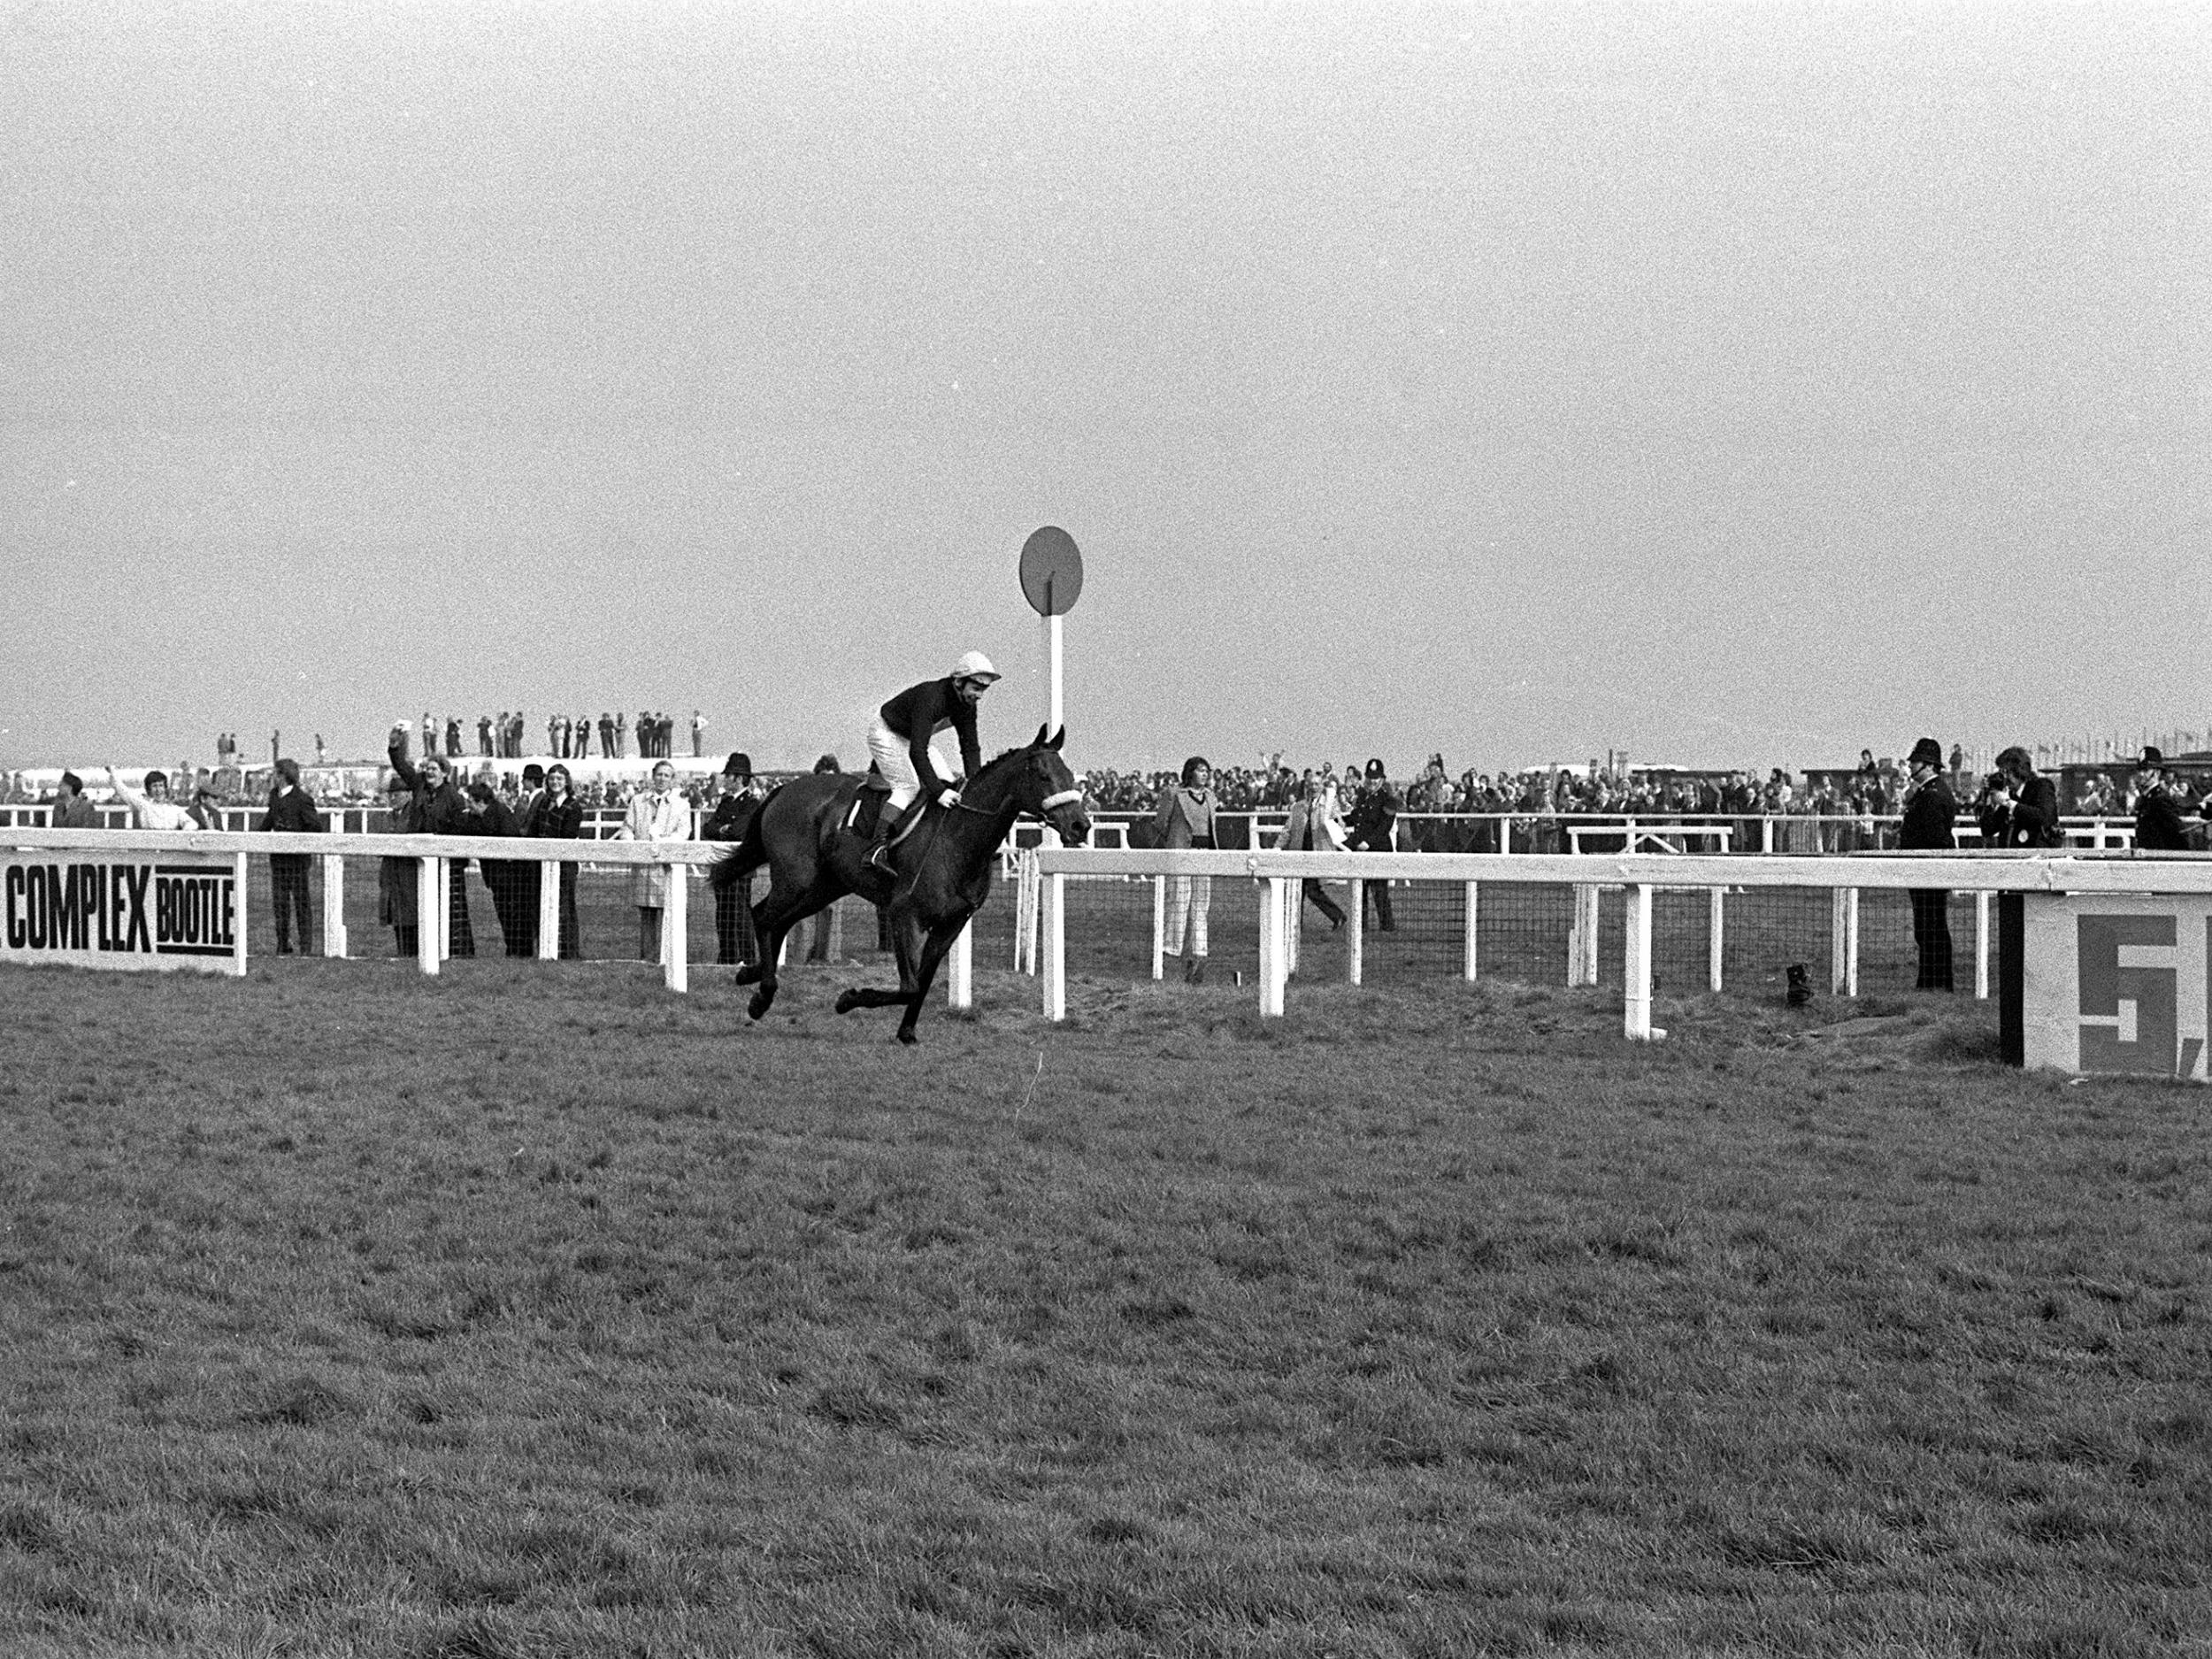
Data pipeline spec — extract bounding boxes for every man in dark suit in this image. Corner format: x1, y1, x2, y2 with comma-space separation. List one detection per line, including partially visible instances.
257, 757, 325, 954
2133, 747, 2191, 851
1898, 736, 1957, 992
1346, 758, 1402, 932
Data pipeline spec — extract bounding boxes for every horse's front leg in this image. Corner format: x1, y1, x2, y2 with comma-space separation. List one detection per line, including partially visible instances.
837, 902, 926, 1016
895, 914, 970, 1046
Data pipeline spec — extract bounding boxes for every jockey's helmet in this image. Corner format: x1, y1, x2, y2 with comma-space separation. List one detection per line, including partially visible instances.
952, 650, 1001, 685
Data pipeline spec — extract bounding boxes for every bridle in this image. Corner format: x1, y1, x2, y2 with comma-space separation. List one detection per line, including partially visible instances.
947, 756, 1086, 824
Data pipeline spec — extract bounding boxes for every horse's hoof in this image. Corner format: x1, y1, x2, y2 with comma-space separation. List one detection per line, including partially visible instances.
733, 963, 760, 986
896, 1027, 918, 1047
747, 991, 772, 1022
833, 990, 858, 1015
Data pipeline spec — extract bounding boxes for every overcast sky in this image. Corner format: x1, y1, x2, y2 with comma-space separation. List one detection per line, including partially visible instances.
4, 2, 2206, 776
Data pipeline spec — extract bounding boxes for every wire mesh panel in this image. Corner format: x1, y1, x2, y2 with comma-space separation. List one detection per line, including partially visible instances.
222, 843, 2012, 1027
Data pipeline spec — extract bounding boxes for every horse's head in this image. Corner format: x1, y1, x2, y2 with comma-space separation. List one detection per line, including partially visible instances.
1020, 724, 1091, 845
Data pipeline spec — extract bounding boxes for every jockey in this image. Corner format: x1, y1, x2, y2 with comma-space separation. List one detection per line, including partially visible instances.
864, 649, 1001, 872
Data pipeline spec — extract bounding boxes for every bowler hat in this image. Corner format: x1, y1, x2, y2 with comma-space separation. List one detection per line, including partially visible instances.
1906, 737, 1944, 771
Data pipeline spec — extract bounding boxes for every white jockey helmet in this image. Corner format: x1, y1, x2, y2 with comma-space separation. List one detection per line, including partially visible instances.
952, 650, 1001, 685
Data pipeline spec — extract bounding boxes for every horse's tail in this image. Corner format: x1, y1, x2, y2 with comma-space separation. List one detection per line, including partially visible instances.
706, 785, 782, 894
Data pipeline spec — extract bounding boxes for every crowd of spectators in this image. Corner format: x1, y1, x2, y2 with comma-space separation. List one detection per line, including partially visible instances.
414, 709, 710, 762
11, 743, 2206, 841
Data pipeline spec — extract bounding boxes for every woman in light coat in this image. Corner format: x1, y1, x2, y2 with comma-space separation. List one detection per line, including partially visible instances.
614, 759, 691, 960
1151, 756, 1219, 981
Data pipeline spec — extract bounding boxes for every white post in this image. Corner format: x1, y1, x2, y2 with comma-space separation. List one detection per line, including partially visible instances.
1763, 818, 1776, 855
948, 920, 972, 1008
1708, 887, 1724, 993
321, 854, 347, 958
1047, 611, 1064, 736
1571, 885, 1601, 987
1974, 891, 1991, 1000
1825, 888, 1844, 995
231, 849, 249, 978
826, 897, 843, 963
1016, 851, 1040, 974
436, 856, 451, 962
1844, 887, 1860, 999
1567, 886, 1583, 987
418, 856, 441, 977
537, 859, 559, 960
1462, 881, 1479, 981
1258, 875, 1288, 1017
1282, 872, 1301, 979
663, 860, 687, 994
1041, 871, 1066, 1021
1150, 874, 1166, 980
1346, 879, 1363, 985
1624, 882, 1654, 1040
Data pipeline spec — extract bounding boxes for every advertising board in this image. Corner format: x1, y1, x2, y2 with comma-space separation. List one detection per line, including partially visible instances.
2021, 892, 2212, 1081
2, 850, 240, 974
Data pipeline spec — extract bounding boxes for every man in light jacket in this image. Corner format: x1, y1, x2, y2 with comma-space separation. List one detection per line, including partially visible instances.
614, 758, 690, 961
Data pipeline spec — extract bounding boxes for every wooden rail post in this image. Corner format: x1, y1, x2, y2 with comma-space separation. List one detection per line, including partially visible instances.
537, 860, 559, 960
663, 860, 687, 994
1830, 888, 1848, 995
321, 855, 347, 959
1041, 871, 1065, 1020
1257, 876, 1288, 1017
1151, 875, 1165, 980
1709, 887, 1724, 992
417, 856, 441, 977
1624, 883, 1655, 1040
1347, 879, 1363, 986
948, 920, 972, 1008
1463, 881, 1479, 981
231, 849, 250, 978
1974, 891, 1991, 1000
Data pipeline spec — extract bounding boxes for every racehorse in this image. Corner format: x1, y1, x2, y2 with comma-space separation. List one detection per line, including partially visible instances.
708, 726, 1090, 1043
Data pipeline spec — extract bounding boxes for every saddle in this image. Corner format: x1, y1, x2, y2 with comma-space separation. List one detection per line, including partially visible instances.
844, 766, 894, 837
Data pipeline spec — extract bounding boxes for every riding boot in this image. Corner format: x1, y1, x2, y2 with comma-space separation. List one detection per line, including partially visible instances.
864, 803, 904, 874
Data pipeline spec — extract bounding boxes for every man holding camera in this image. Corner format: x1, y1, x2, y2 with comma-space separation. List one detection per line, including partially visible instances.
1977, 746, 2061, 849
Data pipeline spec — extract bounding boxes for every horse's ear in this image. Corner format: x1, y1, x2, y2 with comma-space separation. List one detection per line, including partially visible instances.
1048, 726, 1065, 751
1032, 724, 1051, 749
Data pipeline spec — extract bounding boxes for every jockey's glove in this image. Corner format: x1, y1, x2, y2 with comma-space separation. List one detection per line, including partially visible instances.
937, 788, 961, 810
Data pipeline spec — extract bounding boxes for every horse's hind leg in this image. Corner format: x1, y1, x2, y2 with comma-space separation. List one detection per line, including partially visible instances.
744, 883, 820, 1021
733, 887, 779, 986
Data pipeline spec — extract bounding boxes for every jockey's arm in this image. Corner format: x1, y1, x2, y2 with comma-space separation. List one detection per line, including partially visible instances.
949, 696, 984, 784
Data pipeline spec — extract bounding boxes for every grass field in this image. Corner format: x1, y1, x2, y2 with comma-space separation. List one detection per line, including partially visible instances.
3, 951, 2208, 1657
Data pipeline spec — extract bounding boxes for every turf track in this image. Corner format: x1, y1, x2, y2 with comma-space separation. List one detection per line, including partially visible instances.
1, 955, 2205, 1656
